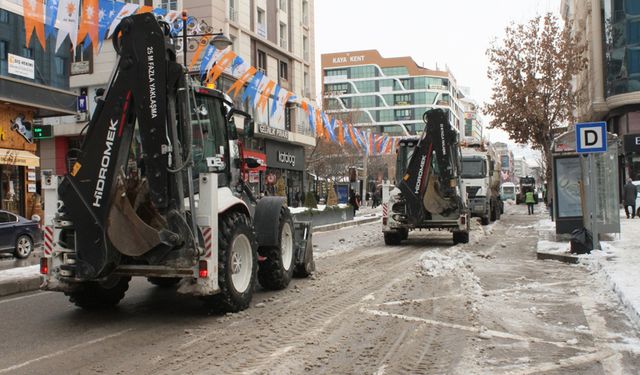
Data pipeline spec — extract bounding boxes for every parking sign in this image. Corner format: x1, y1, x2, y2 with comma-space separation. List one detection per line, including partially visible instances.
576, 122, 607, 154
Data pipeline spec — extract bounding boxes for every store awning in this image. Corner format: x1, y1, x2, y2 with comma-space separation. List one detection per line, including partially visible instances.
0, 149, 39, 168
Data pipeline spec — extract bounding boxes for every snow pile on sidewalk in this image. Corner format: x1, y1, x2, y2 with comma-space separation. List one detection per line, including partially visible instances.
0, 265, 39, 282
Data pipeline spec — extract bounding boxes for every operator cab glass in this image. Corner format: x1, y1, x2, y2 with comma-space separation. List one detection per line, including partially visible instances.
191, 88, 230, 185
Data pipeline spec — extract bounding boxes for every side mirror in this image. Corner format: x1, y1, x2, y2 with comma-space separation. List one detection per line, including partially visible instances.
227, 120, 238, 140
226, 108, 253, 137
244, 119, 255, 137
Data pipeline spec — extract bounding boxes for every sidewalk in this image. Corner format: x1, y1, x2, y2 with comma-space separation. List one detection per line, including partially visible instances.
0, 211, 381, 298
536, 210, 640, 326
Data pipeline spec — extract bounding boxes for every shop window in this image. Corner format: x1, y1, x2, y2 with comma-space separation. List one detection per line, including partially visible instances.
0, 165, 25, 216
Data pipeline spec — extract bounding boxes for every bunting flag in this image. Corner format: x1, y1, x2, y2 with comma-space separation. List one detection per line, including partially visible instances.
136, 5, 153, 14
98, 0, 124, 48
301, 101, 315, 134
242, 71, 265, 107
107, 3, 138, 38
205, 49, 236, 84
228, 66, 256, 98
54, 0, 80, 52
78, 0, 99, 53
348, 124, 358, 148
257, 80, 275, 113
315, 109, 324, 139
45, 0, 59, 39
270, 84, 281, 116
151, 7, 167, 17
199, 45, 217, 78
337, 120, 344, 145
188, 36, 211, 71
23, 0, 46, 49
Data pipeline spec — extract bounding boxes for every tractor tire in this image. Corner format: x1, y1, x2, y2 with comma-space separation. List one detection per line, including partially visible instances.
490, 203, 497, 222
453, 231, 470, 245
481, 216, 490, 225
65, 276, 131, 310
147, 277, 181, 287
207, 211, 257, 313
384, 231, 402, 245
258, 207, 295, 290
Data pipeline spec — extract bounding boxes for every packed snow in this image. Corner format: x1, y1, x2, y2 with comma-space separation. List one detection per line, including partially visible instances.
0, 265, 38, 282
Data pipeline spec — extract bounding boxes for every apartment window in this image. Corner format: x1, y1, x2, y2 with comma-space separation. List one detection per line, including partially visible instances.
303, 35, 309, 60
229, 0, 237, 22
0, 9, 9, 23
354, 80, 377, 93
395, 109, 412, 120
256, 8, 267, 38
160, 0, 177, 10
0, 41, 7, 75
304, 72, 310, 96
324, 83, 350, 95
279, 23, 287, 49
394, 94, 412, 105
279, 60, 288, 81
21, 47, 33, 59
230, 35, 237, 51
382, 66, 409, 76
54, 56, 66, 76
279, 0, 287, 12
302, 0, 309, 25
349, 66, 377, 79
257, 50, 267, 72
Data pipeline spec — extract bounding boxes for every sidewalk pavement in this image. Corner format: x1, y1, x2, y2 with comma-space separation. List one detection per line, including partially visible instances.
0, 212, 382, 298
536, 210, 640, 326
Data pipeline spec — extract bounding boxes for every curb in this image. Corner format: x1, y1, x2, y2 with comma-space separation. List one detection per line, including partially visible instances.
0, 275, 41, 298
536, 251, 580, 264
313, 215, 380, 233
591, 257, 640, 329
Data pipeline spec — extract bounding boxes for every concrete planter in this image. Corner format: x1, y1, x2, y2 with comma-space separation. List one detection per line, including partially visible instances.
292, 206, 354, 227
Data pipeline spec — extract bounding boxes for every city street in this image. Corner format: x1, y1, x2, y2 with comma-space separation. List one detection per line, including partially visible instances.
1, 204, 640, 374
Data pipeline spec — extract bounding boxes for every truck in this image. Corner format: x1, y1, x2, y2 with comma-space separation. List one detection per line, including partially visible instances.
500, 182, 516, 201
381, 108, 470, 245
39, 13, 314, 312
460, 144, 503, 225
516, 176, 536, 204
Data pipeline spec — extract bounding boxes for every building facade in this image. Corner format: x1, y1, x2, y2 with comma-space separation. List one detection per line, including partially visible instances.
493, 142, 515, 183
460, 97, 483, 143
321, 50, 465, 136
0, 1, 76, 218
42, 0, 316, 206
562, 0, 640, 185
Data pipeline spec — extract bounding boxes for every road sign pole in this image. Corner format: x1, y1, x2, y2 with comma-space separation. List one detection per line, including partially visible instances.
588, 153, 600, 250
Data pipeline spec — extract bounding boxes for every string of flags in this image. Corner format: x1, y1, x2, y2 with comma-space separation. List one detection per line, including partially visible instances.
20, 0, 399, 155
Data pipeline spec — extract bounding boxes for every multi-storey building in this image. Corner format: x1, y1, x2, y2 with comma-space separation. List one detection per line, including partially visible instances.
43, 0, 316, 205
320, 50, 465, 136
460, 97, 483, 143
562, 0, 640, 184
513, 157, 529, 179
493, 142, 514, 183
0, 1, 75, 218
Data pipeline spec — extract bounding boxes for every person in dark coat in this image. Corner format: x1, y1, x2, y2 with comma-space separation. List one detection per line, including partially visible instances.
623, 178, 638, 218
349, 189, 359, 216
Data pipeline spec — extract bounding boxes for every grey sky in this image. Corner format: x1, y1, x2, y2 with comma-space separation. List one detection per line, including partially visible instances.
314, 0, 561, 154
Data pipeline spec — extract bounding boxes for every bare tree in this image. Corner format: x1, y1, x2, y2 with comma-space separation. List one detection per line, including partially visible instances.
485, 13, 586, 188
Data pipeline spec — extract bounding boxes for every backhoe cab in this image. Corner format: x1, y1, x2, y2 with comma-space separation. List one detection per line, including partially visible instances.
40, 13, 314, 312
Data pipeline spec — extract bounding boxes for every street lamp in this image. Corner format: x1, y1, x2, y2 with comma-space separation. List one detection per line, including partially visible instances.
180, 11, 232, 68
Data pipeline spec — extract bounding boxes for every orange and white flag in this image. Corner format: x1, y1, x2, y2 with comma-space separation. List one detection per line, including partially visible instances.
54, 0, 80, 52
77, 0, 99, 53
23, 0, 46, 50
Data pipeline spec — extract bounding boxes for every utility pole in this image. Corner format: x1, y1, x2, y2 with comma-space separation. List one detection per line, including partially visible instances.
363, 129, 370, 200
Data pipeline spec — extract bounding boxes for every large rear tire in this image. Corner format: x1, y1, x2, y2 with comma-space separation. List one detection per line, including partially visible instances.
481, 216, 490, 225
65, 276, 131, 310
208, 211, 257, 312
384, 231, 402, 245
453, 231, 470, 245
258, 208, 295, 290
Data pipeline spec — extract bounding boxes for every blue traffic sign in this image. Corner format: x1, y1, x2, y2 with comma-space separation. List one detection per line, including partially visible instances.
576, 122, 607, 154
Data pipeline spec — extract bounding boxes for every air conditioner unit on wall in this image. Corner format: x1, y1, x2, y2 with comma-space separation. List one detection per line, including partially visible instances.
75, 112, 89, 122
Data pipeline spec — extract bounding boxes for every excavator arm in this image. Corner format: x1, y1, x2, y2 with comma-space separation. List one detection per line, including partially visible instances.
397, 108, 462, 225
58, 14, 186, 279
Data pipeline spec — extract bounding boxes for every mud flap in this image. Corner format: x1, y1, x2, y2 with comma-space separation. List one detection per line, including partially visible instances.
293, 221, 315, 277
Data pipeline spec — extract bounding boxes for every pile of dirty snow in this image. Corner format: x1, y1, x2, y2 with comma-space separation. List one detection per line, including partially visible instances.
419, 249, 469, 277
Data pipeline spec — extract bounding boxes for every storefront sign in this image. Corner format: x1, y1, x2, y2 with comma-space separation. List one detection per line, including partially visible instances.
624, 133, 640, 153
8, 53, 34, 79
331, 55, 365, 64
257, 123, 289, 140
265, 140, 304, 171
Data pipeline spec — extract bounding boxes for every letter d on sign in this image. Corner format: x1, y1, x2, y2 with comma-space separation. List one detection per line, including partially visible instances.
585, 130, 598, 146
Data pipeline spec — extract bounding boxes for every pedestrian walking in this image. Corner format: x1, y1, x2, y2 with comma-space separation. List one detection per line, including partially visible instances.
525, 190, 535, 215
623, 178, 638, 218
349, 189, 359, 217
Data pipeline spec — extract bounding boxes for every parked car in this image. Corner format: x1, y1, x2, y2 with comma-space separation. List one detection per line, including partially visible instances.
0, 210, 42, 259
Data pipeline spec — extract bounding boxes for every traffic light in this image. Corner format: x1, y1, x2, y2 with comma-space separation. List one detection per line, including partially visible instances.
33, 124, 53, 139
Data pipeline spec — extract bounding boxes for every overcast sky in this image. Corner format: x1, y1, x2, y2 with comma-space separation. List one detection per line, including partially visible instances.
314, 0, 561, 158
